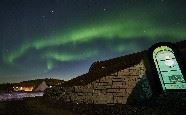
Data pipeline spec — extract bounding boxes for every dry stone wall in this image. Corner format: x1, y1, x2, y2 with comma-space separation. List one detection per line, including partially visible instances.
59, 60, 152, 105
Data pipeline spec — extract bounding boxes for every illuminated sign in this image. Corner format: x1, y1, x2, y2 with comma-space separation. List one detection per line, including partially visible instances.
153, 46, 186, 92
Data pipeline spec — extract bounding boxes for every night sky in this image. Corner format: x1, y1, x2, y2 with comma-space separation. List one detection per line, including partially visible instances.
0, 0, 186, 83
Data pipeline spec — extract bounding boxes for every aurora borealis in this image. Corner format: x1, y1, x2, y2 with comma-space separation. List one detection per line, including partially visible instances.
0, 0, 186, 83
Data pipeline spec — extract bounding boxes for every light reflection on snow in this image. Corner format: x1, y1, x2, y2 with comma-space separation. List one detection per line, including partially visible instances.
0, 92, 43, 101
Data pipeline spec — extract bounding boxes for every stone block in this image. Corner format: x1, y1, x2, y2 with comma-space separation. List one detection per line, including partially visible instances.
103, 77, 113, 85
95, 82, 109, 86
111, 84, 128, 89
119, 77, 129, 82
126, 83, 138, 89
93, 89, 101, 94
85, 92, 93, 96
112, 81, 124, 86
107, 88, 126, 93
118, 69, 130, 76
105, 75, 114, 80
94, 85, 112, 90
113, 96, 127, 104
112, 92, 127, 97
77, 92, 84, 96
112, 77, 122, 82
93, 94, 113, 104
128, 69, 139, 76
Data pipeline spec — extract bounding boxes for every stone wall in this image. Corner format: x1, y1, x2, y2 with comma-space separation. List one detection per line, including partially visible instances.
51, 60, 152, 105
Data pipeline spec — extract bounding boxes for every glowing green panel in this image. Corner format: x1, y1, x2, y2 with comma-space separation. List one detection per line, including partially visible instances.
153, 46, 186, 92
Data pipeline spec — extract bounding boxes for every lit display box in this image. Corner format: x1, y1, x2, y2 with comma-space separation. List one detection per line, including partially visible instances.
147, 42, 186, 94
153, 46, 186, 92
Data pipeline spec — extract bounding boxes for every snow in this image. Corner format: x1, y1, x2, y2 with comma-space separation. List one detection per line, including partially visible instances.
0, 92, 43, 101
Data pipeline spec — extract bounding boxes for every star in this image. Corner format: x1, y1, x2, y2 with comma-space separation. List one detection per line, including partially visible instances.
50, 10, 55, 14
41, 15, 46, 18
103, 8, 107, 11
5, 49, 9, 52
176, 22, 180, 25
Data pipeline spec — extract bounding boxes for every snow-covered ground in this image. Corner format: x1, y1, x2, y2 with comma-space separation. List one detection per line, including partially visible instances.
0, 92, 44, 101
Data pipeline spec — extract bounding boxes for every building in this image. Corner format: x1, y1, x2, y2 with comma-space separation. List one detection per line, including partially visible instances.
46, 40, 186, 105
34, 81, 49, 92
13, 81, 49, 92
13, 85, 34, 92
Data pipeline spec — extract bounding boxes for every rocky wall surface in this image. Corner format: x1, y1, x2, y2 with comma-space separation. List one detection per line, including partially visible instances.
49, 60, 152, 105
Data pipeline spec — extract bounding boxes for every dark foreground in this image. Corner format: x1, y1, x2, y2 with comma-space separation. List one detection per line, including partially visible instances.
1, 97, 186, 115
0, 97, 73, 115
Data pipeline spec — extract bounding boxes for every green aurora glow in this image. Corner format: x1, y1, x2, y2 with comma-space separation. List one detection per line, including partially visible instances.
3, 7, 186, 70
